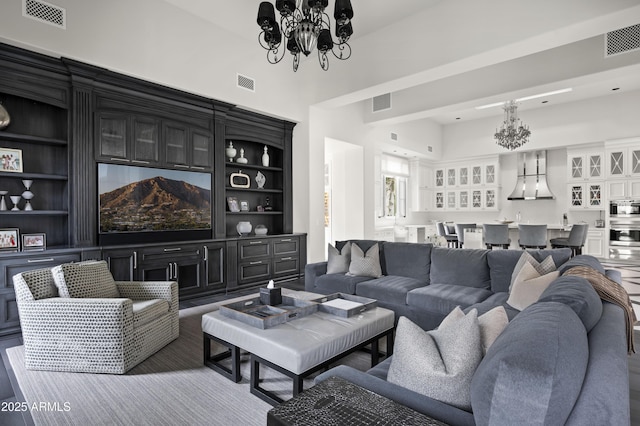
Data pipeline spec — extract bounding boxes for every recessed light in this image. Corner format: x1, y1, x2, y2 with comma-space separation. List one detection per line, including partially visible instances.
456, 117, 461, 120
612, 87, 620, 91
541, 100, 548, 104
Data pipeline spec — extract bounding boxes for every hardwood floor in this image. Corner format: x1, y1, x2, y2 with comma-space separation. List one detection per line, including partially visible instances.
1, 271, 639, 425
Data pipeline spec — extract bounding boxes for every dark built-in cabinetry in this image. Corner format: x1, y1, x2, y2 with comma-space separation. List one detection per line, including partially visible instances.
0, 43, 304, 336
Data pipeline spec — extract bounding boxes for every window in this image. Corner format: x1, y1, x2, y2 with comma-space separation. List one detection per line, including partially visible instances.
381, 154, 408, 218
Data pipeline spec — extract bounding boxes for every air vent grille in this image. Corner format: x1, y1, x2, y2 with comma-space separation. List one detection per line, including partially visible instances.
390, 132, 398, 141
237, 74, 255, 92
372, 93, 392, 112
605, 24, 640, 57
23, 0, 66, 29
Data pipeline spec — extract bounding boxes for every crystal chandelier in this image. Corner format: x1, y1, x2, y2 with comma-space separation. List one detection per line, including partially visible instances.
256, 0, 354, 71
494, 100, 531, 150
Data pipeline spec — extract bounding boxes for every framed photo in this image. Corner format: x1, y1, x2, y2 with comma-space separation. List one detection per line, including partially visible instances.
0, 228, 20, 252
22, 233, 46, 251
227, 196, 240, 212
240, 200, 250, 212
0, 148, 23, 173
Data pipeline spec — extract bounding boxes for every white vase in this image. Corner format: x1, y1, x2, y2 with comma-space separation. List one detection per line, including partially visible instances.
236, 148, 248, 164
262, 146, 270, 167
225, 141, 237, 162
236, 221, 252, 236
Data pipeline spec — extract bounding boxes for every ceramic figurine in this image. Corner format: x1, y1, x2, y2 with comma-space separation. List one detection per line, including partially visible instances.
236, 148, 248, 164
262, 146, 270, 167
225, 141, 237, 162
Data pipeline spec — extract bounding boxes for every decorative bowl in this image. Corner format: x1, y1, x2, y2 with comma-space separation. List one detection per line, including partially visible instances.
255, 225, 268, 235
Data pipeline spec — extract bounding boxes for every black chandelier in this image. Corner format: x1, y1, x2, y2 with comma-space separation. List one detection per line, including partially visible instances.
257, 0, 354, 71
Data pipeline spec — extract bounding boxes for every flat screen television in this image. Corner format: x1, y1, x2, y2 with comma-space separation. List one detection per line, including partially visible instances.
98, 163, 212, 245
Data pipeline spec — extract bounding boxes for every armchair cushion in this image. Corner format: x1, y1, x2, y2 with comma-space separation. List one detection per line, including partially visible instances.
13, 267, 58, 301
52, 260, 119, 299
132, 299, 170, 328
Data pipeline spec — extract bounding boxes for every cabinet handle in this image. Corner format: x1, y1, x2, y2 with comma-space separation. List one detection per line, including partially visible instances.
191, 166, 205, 170
174, 262, 178, 279
131, 160, 150, 164
109, 158, 130, 162
173, 164, 190, 169
164, 247, 182, 252
280, 257, 292, 261
27, 258, 55, 263
250, 261, 263, 265
133, 251, 137, 270
249, 241, 263, 245
280, 238, 292, 242
203, 245, 208, 261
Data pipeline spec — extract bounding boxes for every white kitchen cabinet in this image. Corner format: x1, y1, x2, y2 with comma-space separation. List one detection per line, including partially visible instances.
410, 160, 432, 212
606, 142, 640, 179
568, 182, 604, 210
567, 150, 604, 181
459, 166, 469, 186
434, 168, 445, 188
583, 229, 605, 258
434, 190, 445, 210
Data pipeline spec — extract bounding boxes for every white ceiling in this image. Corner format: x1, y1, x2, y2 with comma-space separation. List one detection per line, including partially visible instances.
163, 1, 640, 126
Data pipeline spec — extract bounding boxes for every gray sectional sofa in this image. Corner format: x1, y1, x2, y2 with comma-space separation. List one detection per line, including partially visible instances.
305, 240, 631, 426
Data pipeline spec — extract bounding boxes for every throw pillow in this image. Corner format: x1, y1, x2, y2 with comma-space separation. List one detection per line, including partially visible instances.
326, 242, 351, 274
509, 252, 556, 291
52, 260, 119, 299
348, 243, 382, 278
507, 262, 559, 311
387, 309, 483, 410
477, 306, 509, 355
444, 306, 508, 355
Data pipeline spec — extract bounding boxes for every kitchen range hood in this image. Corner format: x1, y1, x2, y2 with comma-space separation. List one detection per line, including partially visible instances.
507, 150, 555, 200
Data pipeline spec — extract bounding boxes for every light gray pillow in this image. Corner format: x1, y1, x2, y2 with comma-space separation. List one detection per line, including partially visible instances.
52, 260, 119, 299
509, 252, 556, 291
326, 242, 351, 274
348, 243, 382, 278
507, 262, 560, 311
387, 309, 483, 410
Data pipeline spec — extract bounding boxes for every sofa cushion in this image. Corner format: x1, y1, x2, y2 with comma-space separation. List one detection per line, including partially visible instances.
51, 260, 119, 299
326, 242, 351, 274
381, 242, 431, 282
407, 284, 493, 316
13, 268, 58, 301
131, 299, 170, 328
388, 310, 483, 411
464, 292, 520, 321
356, 276, 426, 306
430, 248, 491, 289
557, 254, 606, 275
509, 251, 557, 291
470, 302, 589, 425
348, 243, 382, 278
314, 273, 370, 295
487, 248, 572, 293
506, 263, 559, 311
538, 276, 603, 332
478, 306, 509, 355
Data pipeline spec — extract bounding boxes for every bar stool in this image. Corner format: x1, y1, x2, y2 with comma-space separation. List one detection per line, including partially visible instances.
518, 224, 548, 249
454, 223, 476, 248
550, 223, 589, 257
482, 223, 511, 249
436, 221, 458, 248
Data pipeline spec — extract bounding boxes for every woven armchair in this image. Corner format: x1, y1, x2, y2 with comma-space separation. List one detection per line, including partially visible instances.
13, 260, 179, 374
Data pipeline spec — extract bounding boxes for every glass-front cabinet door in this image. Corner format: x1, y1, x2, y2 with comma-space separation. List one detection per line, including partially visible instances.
588, 153, 603, 179
607, 148, 626, 179
434, 191, 444, 210
485, 189, 496, 209
459, 167, 468, 186
164, 122, 188, 167
446, 168, 456, 187
472, 166, 482, 185
435, 169, 445, 187
630, 148, 640, 177
569, 155, 584, 180
133, 118, 159, 164
484, 164, 496, 185
191, 131, 212, 170
97, 114, 128, 160
459, 190, 469, 210
588, 183, 603, 208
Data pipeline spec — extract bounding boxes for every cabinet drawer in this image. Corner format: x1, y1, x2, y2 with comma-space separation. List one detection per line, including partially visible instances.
141, 245, 201, 262
272, 237, 299, 256
238, 259, 271, 284
273, 256, 299, 277
0, 253, 81, 290
238, 240, 270, 260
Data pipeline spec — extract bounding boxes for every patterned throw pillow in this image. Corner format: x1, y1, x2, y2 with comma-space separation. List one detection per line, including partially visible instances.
507, 262, 560, 311
509, 252, 556, 291
348, 243, 382, 278
388, 309, 483, 410
52, 260, 119, 299
326, 242, 351, 274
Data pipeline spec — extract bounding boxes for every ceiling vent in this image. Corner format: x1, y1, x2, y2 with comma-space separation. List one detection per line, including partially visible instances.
390, 132, 398, 141
605, 23, 640, 57
22, 0, 66, 29
237, 74, 255, 92
372, 93, 392, 113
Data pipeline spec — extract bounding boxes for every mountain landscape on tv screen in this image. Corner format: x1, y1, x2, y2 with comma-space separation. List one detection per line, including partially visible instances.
100, 176, 211, 232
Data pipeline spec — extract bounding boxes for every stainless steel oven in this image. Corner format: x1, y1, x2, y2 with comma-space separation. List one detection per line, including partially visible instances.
610, 202, 640, 260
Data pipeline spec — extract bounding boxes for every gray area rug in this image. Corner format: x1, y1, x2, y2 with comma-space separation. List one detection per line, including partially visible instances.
6, 295, 370, 425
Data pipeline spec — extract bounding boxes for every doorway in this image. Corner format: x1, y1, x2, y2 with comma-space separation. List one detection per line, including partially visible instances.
324, 138, 364, 257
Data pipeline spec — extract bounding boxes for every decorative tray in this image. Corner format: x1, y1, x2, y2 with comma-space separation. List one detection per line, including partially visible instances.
219, 295, 318, 329
310, 293, 377, 318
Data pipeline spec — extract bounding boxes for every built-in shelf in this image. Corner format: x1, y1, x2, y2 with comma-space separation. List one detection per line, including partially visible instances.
0, 172, 67, 180
225, 163, 283, 172
225, 187, 282, 194
0, 210, 68, 215
0, 132, 67, 146
227, 211, 283, 216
